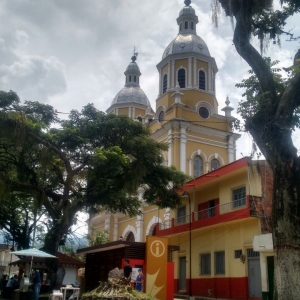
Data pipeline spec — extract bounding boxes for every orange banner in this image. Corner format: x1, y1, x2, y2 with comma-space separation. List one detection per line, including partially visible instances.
145, 236, 168, 300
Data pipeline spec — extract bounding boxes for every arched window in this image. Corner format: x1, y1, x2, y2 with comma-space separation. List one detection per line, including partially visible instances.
134, 75, 137, 82
129, 75, 132, 82
158, 110, 165, 123
211, 159, 220, 170
194, 155, 203, 177
178, 69, 186, 88
137, 116, 142, 122
126, 232, 135, 242
199, 70, 206, 90
180, 23, 182, 31
163, 74, 167, 94
191, 22, 194, 30
185, 21, 188, 29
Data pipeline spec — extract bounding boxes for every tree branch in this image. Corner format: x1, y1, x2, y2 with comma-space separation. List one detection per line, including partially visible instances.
275, 71, 300, 126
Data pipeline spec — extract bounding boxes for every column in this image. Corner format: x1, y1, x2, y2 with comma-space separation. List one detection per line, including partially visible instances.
228, 135, 235, 163
113, 216, 119, 241
132, 107, 135, 119
128, 106, 131, 118
208, 62, 212, 91
168, 129, 173, 166
193, 58, 197, 87
136, 213, 144, 242
158, 69, 162, 96
188, 158, 192, 176
188, 58, 192, 88
164, 208, 171, 229
180, 127, 187, 173
105, 218, 110, 231
171, 60, 175, 88
167, 61, 171, 89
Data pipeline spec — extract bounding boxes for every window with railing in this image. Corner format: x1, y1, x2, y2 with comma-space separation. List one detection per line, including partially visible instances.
215, 251, 225, 274
232, 187, 246, 208
177, 206, 186, 224
200, 253, 211, 275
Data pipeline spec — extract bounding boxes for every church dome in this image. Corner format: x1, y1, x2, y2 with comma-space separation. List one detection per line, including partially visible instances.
162, 0, 210, 60
111, 86, 150, 106
162, 34, 210, 59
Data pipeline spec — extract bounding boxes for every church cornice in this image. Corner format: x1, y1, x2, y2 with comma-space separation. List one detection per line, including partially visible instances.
150, 118, 240, 141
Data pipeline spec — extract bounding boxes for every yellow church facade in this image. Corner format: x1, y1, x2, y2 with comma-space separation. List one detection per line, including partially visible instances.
87, 1, 274, 299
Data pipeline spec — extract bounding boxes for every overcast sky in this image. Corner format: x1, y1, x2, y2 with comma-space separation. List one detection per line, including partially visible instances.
0, 0, 299, 158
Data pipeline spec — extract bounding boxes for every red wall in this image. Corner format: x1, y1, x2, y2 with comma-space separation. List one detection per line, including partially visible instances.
174, 277, 249, 300
167, 262, 174, 300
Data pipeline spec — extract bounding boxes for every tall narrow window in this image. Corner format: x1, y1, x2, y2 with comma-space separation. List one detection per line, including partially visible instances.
194, 155, 203, 177
215, 251, 225, 274
134, 75, 137, 82
211, 158, 220, 170
200, 253, 211, 275
191, 22, 194, 30
129, 75, 132, 82
185, 21, 188, 29
178, 69, 186, 88
199, 70, 206, 90
163, 74, 168, 94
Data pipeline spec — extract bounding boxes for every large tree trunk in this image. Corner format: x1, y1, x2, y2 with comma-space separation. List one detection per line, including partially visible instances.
43, 215, 71, 291
217, 1, 300, 298
272, 161, 300, 300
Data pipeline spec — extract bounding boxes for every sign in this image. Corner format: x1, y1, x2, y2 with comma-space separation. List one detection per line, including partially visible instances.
145, 236, 168, 300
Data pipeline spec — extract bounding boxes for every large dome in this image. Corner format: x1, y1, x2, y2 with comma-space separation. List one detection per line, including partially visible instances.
162, 33, 211, 59
111, 86, 150, 106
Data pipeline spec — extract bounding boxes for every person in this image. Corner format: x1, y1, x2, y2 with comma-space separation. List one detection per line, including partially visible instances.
32, 270, 41, 300
135, 269, 144, 292
123, 259, 132, 283
6, 275, 18, 298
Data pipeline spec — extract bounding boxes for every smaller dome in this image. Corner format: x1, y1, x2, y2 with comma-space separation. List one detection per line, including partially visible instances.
126, 61, 140, 72
179, 6, 196, 16
111, 86, 150, 106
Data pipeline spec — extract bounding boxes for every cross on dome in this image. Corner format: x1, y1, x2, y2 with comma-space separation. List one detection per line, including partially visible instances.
131, 47, 138, 62
184, 0, 191, 6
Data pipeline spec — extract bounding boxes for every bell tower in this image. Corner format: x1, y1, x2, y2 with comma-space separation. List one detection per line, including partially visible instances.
148, 0, 240, 176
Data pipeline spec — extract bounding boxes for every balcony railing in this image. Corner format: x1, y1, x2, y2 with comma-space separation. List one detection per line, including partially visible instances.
158, 198, 248, 231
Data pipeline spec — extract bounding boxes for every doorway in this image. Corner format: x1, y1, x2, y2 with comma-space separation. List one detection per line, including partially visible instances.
247, 249, 262, 298
179, 256, 186, 291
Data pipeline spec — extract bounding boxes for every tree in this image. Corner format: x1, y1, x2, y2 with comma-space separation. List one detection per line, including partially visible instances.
0, 91, 188, 288
0, 192, 45, 250
87, 230, 109, 246
212, 0, 300, 298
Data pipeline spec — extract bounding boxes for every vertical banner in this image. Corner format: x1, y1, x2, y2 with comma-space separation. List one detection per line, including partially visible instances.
145, 236, 168, 300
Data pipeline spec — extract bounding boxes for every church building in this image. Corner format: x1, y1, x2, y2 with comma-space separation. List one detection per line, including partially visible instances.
79, 1, 274, 299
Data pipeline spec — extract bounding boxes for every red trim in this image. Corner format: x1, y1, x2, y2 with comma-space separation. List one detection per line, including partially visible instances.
182, 157, 249, 192
175, 277, 249, 300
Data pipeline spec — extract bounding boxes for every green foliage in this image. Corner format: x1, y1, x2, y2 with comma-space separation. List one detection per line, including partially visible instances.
236, 58, 300, 130
87, 230, 109, 246
0, 92, 188, 254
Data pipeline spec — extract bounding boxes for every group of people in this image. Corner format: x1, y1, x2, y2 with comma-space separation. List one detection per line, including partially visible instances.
2, 270, 41, 300
123, 259, 144, 292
